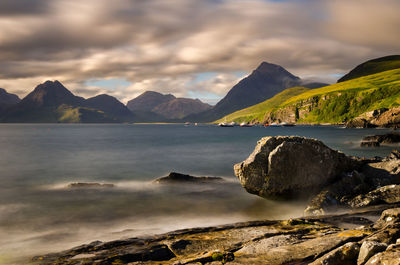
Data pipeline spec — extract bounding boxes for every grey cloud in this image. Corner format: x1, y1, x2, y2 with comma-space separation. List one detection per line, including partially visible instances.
0, 0, 398, 102
0, 0, 50, 15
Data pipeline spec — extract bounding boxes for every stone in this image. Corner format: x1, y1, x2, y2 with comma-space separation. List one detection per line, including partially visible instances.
350, 185, 400, 208
310, 242, 360, 265
234, 136, 361, 199
361, 133, 400, 147
154, 172, 224, 184
357, 241, 388, 265
365, 244, 400, 265
347, 107, 400, 128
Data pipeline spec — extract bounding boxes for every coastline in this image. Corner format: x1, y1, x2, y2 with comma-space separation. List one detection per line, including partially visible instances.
31, 204, 400, 265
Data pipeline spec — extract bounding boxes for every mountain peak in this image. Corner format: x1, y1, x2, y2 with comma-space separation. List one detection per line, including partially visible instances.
0, 88, 21, 106
255, 62, 300, 80
24, 80, 83, 107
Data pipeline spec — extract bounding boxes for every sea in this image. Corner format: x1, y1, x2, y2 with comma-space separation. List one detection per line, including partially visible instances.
0, 124, 396, 264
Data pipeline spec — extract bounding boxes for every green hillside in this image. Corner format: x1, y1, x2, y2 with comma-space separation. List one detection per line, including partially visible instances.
215, 86, 310, 123
338, 55, 400, 82
56, 105, 117, 123
217, 68, 400, 124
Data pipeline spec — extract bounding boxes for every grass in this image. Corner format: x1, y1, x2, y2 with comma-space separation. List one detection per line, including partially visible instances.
216, 68, 400, 124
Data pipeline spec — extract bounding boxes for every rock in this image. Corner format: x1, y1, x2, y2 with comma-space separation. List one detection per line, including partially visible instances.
357, 241, 388, 265
350, 185, 400, 208
310, 242, 360, 265
365, 244, 400, 265
305, 171, 370, 215
33, 205, 400, 265
347, 107, 400, 128
361, 133, 400, 147
347, 117, 377, 128
154, 172, 224, 184
361, 140, 380, 147
234, 136, 361, 199
67, 182, 114, 189
376, 208, 400, 225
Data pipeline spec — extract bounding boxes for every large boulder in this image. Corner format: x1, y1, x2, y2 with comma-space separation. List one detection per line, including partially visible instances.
234, 136, 361, 199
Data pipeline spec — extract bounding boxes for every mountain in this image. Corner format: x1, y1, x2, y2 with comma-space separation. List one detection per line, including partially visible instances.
0, 81, 119, 123
216, 86, 311, 123
0, 88, 20, 113
338, 55, 400, 83
126, 91, 211, 121
152, 98, 212, 119
185, 62, 309, 122
219, 68, 400, 125
85, 94, 134, 122
127, 91, 175, 113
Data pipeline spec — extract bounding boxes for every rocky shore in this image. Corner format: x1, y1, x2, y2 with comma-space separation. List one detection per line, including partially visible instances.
32, 136, 400, 265
31, 205, 400, 265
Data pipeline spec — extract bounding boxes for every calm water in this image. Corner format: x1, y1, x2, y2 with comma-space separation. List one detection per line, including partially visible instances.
0, 124, 395, 264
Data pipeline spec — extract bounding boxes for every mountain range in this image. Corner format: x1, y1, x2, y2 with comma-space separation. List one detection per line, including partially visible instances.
0, 81, 212, 123
1, 55, 397, 124
127, 91, 211, 120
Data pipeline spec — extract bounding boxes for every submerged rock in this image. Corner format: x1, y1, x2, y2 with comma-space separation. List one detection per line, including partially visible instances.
234, 136, 361, 199
67, 182, 114, 189
154, 172, 224, 184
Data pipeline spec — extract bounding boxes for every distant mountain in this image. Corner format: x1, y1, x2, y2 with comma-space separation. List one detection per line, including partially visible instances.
0, 81, 123, 123
0, 88, 20, 113
185, 62, 306, 122
85, 94, 134, 122
338, 55, 400, 83
152, 98, 211, 119
127, 91, 175, 113
126, 91, 211, 121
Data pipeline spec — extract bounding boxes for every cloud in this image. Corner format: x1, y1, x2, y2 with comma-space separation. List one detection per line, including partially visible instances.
0, 0, 398, 103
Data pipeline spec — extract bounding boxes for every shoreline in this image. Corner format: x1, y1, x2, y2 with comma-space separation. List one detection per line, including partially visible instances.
31, 204, 400, 265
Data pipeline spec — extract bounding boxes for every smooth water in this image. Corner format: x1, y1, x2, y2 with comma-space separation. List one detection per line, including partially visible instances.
0, 124, 395, 264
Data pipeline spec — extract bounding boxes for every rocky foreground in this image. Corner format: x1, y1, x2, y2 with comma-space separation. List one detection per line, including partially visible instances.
32, 136, 400, 265
31, 206, 400, 265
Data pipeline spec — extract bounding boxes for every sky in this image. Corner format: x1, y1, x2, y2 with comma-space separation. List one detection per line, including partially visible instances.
0, 0, 399, 105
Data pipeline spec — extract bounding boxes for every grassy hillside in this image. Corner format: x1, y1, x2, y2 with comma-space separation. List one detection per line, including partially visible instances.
215, 86, 310, 123
217, 68, 400, 124
338, 55, 400, 82
56, 104, 117, 123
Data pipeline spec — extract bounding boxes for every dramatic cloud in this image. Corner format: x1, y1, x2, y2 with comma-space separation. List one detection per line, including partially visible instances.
0, 0, 398, 103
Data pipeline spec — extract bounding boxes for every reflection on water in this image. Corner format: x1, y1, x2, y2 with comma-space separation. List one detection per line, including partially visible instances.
0, 124, 395, 264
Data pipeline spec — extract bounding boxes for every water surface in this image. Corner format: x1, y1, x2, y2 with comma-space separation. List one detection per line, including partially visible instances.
0, 124, 395, 264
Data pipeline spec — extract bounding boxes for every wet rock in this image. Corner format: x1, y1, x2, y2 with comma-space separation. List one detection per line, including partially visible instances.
350, 185, 400, 208
234, 136, 361, 198
361, 140, 380, 147
67, 182, 114, 189
357, 241, 388, 265
310, 242, 360, 265
154, 172, 224, 184
361, 133, 400, 147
